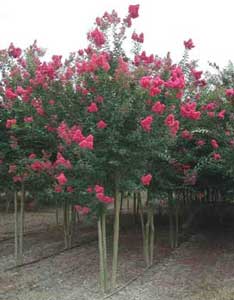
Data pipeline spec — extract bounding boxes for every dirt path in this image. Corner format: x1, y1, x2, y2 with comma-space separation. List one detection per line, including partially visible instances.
109, 230, 234, 300
1, 210, 234, 300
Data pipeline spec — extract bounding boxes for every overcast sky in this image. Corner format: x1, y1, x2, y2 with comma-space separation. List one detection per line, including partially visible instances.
0, 0, 233, 71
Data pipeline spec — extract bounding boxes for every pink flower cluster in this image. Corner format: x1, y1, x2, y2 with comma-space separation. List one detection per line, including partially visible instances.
140, 115, 153, 132
6, 119, 16, 128
88, 28, 106, 47
141, 173, 152, 186
180, 102, 201, 120
88, 185, 114, 204
151, 101, 166, 115
77, 52, 110, 74
184, 39, 195, 50
131, 32, 144, 43
54, 152, 72, 169
165, 67, 185, 90
74, 205, 90, 215
164, 114, 180, 136
57, 122, 94, 150
140, 76, 164, 97
226, 89, 234, 97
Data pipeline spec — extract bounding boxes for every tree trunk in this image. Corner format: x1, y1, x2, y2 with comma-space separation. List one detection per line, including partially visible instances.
19, 185, 25, 264
149, 210, 155, 265
63, 200, 72, 249
55, 199, 59, 225
98, 211, 108, 293
98, 217, 105, 293
111, 189, 121, 288
175, 195, 179, 248
168, 192, 175, 248
14, 191, 19, 265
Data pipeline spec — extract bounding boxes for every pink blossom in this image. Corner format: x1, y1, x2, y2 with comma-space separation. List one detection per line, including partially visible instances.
141, 173, 152, 186
181, 130, 193, 140
140, 76, 151, 89
226, 88, 234, 97
87, 102, 98, 113
56, 172, 67, 185
184, 39, 195, 49
54, 152, 72, 169
131, 32, 144, 43
55, 185, 62, 193
9, 164, 17, 173
24, 116, 33, 123
6, 119, 16, 128
8, 43, 22, 58
207, 112, 215, 118
164, 114, 175, 127
88, 28, 106, 47
211, 139, 219, 149
5, 88, 17, 99
140, 115, 153, 132
49, 99, 55, 105
128, 4, 140, 18
67, 186, 74, 193
97, 120, 107, 129
191, 69, 203, 80
151, 101, 165, 114
74, 205, 90, 215
29, 153, 36, 159
79, 135, 94, 150
87, 186, 93, 193
31, 160, 43, 171
96, 95, 104, 103
72, 129, 84, 144
217, 110, 225, 119
13, 176, 23, 183
95, 185, 104, 194
213, 153, 221, 160
196, 139, 205, 146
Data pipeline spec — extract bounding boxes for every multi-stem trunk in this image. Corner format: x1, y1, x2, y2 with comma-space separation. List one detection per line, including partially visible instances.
111, 189, 121, 289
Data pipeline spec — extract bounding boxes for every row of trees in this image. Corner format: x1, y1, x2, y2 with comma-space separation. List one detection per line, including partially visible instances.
0, 4, 234, 292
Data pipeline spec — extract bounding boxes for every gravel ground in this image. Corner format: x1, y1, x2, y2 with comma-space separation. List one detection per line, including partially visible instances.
109, 230, 234, 300
1, 211, 234, 300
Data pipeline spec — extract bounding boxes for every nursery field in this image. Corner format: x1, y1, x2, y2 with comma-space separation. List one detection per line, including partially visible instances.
1, 3, 234, 300
1, 210, 234, 300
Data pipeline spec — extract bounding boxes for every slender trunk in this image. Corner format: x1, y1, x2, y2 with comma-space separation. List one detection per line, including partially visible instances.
102, 212, 108, 290
55, 199, 59, 225
120, 192, 123, 212
145, 208, 150, 266
14, 192, 19, 265
175, 197, 179, 248
111, 189, 121, 288
127, 194, 130, 212
168, 192, 175, 248
139, 192, 147, 263
19, 184, 25, 264
63, 200, 72, 249
149, 211, 155, 265
98, 217, 105, 293
133, 192, 137, 224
